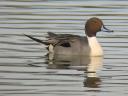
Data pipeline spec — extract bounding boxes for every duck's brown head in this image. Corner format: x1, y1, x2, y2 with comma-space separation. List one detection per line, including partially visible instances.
85, 17, 113, 37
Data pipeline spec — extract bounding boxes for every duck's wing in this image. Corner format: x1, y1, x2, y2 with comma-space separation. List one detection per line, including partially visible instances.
24, 32, 81, 47
47, 32, 82, 46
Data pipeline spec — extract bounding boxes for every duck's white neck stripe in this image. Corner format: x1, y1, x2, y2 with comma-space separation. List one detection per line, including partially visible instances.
87, 36, 103, 56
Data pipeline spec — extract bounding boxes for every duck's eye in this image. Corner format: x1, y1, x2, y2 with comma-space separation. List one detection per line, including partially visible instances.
93, 21, 97, 23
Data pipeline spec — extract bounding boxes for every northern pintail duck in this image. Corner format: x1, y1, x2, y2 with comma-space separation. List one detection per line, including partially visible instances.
25, 17, 113, 56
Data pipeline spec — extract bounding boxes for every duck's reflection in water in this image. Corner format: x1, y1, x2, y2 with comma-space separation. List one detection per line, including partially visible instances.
83, 57, 102, 88
47, 53, 103, 88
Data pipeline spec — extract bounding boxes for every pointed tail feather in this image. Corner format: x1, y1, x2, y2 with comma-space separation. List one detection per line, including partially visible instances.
24, 34, 49, 45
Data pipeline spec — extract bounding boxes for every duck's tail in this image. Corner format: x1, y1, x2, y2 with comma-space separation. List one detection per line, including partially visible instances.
24, 34, 49, 45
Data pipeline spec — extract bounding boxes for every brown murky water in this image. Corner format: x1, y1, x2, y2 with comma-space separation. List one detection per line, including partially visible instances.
0, 0, 128, 96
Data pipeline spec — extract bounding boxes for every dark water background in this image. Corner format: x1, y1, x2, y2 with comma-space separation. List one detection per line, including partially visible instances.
0, 0, 128, 96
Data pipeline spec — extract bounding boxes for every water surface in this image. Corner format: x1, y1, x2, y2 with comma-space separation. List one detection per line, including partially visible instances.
0, 0, 128, 96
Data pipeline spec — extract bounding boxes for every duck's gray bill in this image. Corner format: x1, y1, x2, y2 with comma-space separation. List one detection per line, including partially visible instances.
102, 25, 114, 32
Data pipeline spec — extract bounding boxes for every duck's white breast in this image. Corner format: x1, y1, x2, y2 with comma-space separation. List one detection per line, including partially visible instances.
87, 37, 103, 56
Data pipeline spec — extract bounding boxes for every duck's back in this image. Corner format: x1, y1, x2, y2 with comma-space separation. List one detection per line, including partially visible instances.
47, 32, 91, 55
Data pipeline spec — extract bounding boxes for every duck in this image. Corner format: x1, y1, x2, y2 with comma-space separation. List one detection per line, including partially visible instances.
25, 17, 113, 56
